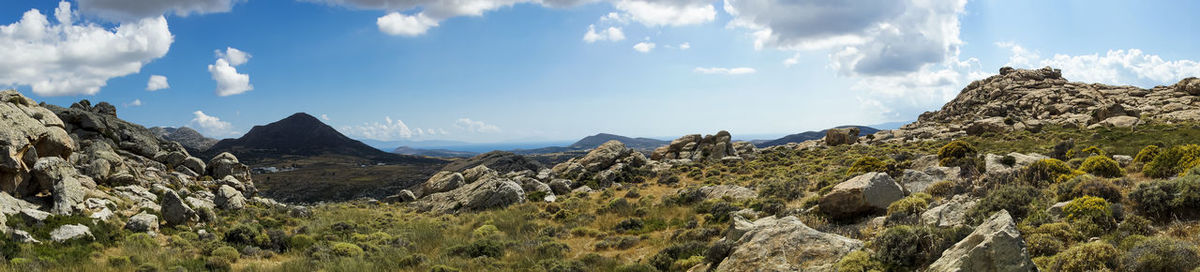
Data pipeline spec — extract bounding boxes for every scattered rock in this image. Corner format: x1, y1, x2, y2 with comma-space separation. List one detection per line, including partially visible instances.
50, 224, 93, 243
548, 179, 572, 195
382, 190, 417, 203
819, 172, 905, 219
11, 229, 39, 243
208, 152, 254, 192
215, 185, 247, 210
125, 212, 159, 233
1113, 155, 1133, 167
921, 195, 977, 227
984, 153, 1049, 174
90, 208, 114, 221
551, 140, 647, 188
161, 189, 197, 226
0, 90, 75, 198
33, 157, 86, 215
462, 165, 500, 184
19, 208, 50, 224
715, 215, 863, 271
927, 210, 1037, 272
899, 166, 960, 194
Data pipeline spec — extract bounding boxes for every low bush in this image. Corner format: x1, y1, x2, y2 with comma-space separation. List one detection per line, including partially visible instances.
757, 178, 805, 201
447, 238, 504, 258
1056, 175, 1123, 203
967, 184, 1040, 224
886, 193, 931, 223
1025, 233, 1065, 257
836, 250, 883, 272
1047, 241, 1120, 272
1122, 236, 1200, 271
210, 246, 240, 263
649, 241, 707, 272
1020, 159, 1075, 186
1144, 144, 1200, 178
938, 140, 977, 167
330, 242, 363, 257
1062, 196, 1116, 237
1079, 156, 1125, 178
926, 180, 960, 197
1129, 175, 1200, 219
847, 156, 887, 176
872, 225, 970, 269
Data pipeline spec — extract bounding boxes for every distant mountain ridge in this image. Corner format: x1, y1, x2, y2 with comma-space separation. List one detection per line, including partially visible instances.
511, 133, 667, 154
754, 126, 881, 148
204, 113, 440, 164
392, 146, 477, 158
149, 126, 218, 153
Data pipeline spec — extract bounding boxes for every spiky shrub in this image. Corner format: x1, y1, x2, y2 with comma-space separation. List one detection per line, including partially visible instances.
1081, 146, 1107, 157
1048, 241, 1121, 272
1062, 196, 1116, 237
1121, 236, 1200, 271
886, 193, 932, 223
1025, 233, 1065, 257
1079, 155, 1125, 178
937, 140, 977, 167
967, 184, 1040, 224
926, 180, 960, 197
836, 250, 884, 272
1020, 159, 1076, 186
1133, 145, 1160, 164
872, 225, 970, 269
847, 156, 888, 176
1129, 175, 1200, 219
1144, 144, 1200, 178
1056, 175, 1123, 203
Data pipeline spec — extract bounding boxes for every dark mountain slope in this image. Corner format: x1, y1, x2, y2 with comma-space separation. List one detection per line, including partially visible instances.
204, 113, 440, 164
755, 126, 881, 148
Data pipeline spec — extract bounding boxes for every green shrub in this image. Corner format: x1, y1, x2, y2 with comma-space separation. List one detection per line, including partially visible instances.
614, 263, 658, 272
1021, 159, 1075, 186
1062, 196, 1116, 237
1117, 215, 1155, 237
649, 241, 706, 272
448, 238, 504, 258
1081, 146, 1107, 157
108, 256, 132, 267
886, 193, 931, 223
1079, 155, 1125, 178
1056, 175, 1123, 203
1144, 144, 1200, 178
330, 242, 363, 257
1134, 145, 1160, 164
211, 246, 240, 263
968, 184, 1040, 223
288, 234, 315, 251
1129, 175, 1200, 219
223, 224, 267, 246
847, 156, 887, 176
926, 180, 960, 197
938, 140, 977, 167
1122, 236, 1200, 271
757, 178, 805, 201
1047, 241, 1120, 272
836, 250, 883, 272
1025, 233, 1065, 257
473, 224, 501, 238
873, 225, 970, 269
430, 265, 461, 272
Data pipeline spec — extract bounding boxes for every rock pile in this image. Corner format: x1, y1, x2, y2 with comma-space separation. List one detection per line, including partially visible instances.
652, 131, 757, 162
551, 140, 652, 188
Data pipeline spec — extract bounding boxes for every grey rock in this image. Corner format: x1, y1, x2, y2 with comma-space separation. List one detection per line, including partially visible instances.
0, 90, 75, 198
208, 152, 253, 192
161, 189, 197, 226
90, 208, 114, 221
548, 179, 573, 195
33, 157, 85, 215
422, 171, 465, 195
50, 224, 93, 242
181, 157, 206, 175
125, 212, 159, 233
984, 153, 1049, 174
411, 177, 525, 213
19, 208, 50, 224
215, 185, 247, 210
0, 192, 37, 215
383, 190, 417, 203
819, 172, 905, 219
1113, 155, 1134, 167
928, 210, 1037, 272
715, 215, 863, 272
11, 229, 39, 243
922, 195, 977, 227
462, 165, 500, 183
652, 131, 739, 162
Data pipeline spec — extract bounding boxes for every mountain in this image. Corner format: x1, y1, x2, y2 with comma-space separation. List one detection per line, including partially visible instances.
441, 151, 543, 173
754, 126, 881, 148
149, 126, 218, 153
203, 113, 438, 164
392, 146, 478, 158
511, 133, 668, 154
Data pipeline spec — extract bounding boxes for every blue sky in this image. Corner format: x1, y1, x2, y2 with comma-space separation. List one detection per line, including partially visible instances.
2, 0, 1199, 143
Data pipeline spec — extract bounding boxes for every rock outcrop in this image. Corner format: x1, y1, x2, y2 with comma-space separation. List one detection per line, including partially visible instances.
161, 189, 197, 226
421, 171, 465, 196
928, 210, 1037, 271
652, 131, 752, 162
551, 140, 648, 188
0, 90, 75, 197
714, 215, 863, 271
824, 127, 860, 146
125, 212, 159, 233
921, 194, 977, 227
411, 176, 525, 213
819, 172, 905, 219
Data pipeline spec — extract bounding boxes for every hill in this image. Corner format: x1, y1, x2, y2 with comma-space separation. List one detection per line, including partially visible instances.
440, 151, 543, 173
203, 113, 439, 164
511, 133, 667, 154
391, 146, 477, 158
754, 126, 881, 148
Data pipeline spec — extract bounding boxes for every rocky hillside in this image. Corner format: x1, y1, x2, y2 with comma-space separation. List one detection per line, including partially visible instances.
440, 151, 543, 173
754, 125, 880, 148
873, 67, 1200, 142
149, 126, 218, 153
204, 113, 436, 164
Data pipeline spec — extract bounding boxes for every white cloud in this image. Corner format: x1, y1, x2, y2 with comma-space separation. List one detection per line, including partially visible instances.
78, 0, 241, 21
342, 116, 447, 141
321, 114, 331, 121
377, 12, 439, 36
191, 110, 236, 137
583, 24, 625, 43
125, 99, 142, 107
208, 47, 253, 96
0, 2, 172, 96
633, 42, 656, 53
678, 42, 690, 50
455, 118, 501, 133
614, 0, 715, 27
997, 43, 1200, 87
693, 67, 756, 75
146, 75, 169, 91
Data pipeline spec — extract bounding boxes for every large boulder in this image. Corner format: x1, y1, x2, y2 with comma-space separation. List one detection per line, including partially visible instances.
819, 172, 905, 219
824, 127, 860, 146
921, 194, 977, 227
214, 185, 247, 210
161, 189, 197, 226
927, 210, 1037, 272
32, 157, 89, 215
50, 224, 92, 243
208, 152, 253, 189
651, 131, 738, 162
49, 99, 162, 159
983, 153, 1049, 174
0, 90, 75, 197
411, 177, 525, 213
715, 215, 863, 271
899, 166, 960, 194
125, 212, 159, 233
422, 171, 465, 195
1179, 77, 1200, 95
382, 190, 417, 203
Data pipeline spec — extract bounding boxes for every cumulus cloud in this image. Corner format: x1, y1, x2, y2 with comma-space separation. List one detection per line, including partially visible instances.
693, 67, 756, 75
678, 42, 690, 50
146, 75, 169, 91
583, 24, 625, 43
0, 2, 172, 96
633, 42, 655, 53
725, 0, 966, 77
310, 0, 715, 36
377, 12, 439, 36
998, 43, 1200, 87
124, 99, 142, 107
455, 118, 501, 133
208, 47, 253, 96
321, 114, 331, 121
191, 110, 236, 137
341, 116, 446, 141
77, 0, 242, 21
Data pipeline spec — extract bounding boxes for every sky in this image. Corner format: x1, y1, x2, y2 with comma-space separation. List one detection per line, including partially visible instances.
2, 0, 1199, 143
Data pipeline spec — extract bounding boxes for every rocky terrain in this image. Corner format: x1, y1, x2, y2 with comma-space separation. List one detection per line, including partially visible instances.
149, 126, 219, 154
753, 125, 880, 148
7, 67, 1200, 272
